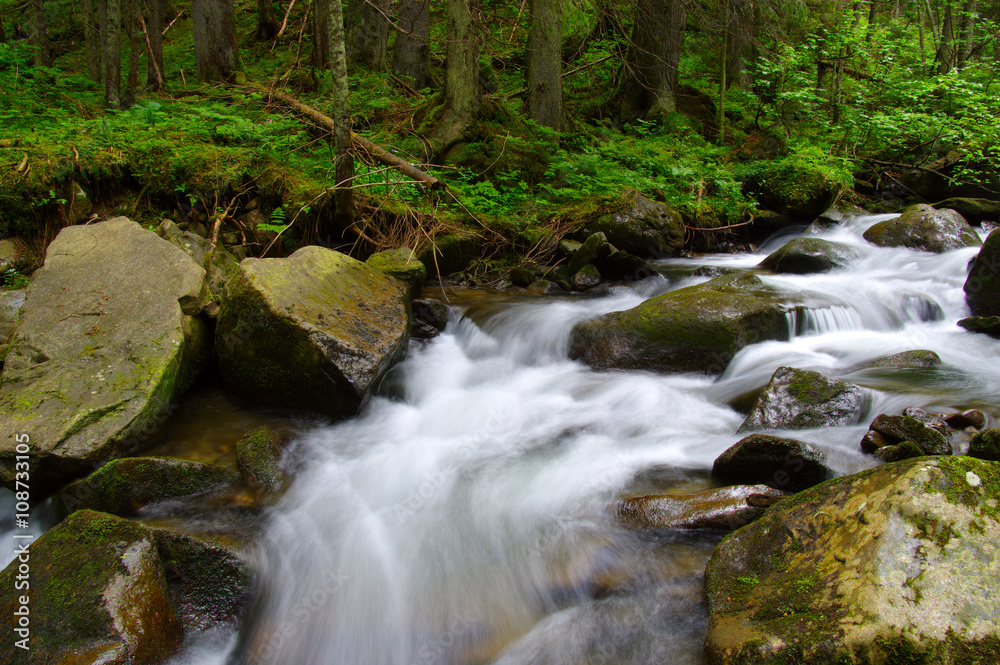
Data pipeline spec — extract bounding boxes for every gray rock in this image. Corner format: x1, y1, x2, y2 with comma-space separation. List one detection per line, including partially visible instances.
0, 239, 16, 272
705, 457, 1000, 665
571, 264, 601, 290
713, 434, 831, 492
557, 238, 582, 257
808, 200, 867, 229
863, 204, 981, 253
599, 250, 655, 281
0, 218, 211, 494
158, 219, 239, 300
965, 229, 1000, 317
413, 298, 451, 333
738, 367, 870, 433
617, 484, 787, 531
215, 246, 410, 420
759, 237, 858, 274
0, 288, 26, 341
851, 349, 943, 371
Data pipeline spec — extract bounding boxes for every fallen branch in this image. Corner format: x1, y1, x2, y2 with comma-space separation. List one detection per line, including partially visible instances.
275, 0, 297, 39
139, 16, 164, 91
163, 10, 184, 36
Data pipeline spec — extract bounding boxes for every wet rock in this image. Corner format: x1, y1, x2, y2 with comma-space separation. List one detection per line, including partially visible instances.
932, 197, 1000, 224
808, 200, 867, 230
568, 232, 613, 276
713, 434, 831, 492
419, 231, 482, 276
965, 229, 1000, 317
617, 484, 787, 531
571, 264, 601, 291
0, 509, 183, 664
569, 273, 798, 374
861, 429, 893, 452
365, 247, 426, 300
54, 457, 239, 518
758, 237, 858, 274
738, 367, 869, 433
958, 316, 1000, 338
215, 245, 410, 420
852, 349, 942, 370
863, 204, 981, 253
571, 192, 685, 258
748, 211, 802, 242
235, 426, 288, 494
705, 456, 1000, 665
508, 266, 536, 288
944, 409, 987, 430
527, 279, 563, 295
0, 288, 26, 341
158, 219, 240, 301
968, 428, 1000, 461
412, 298, 451, 339
872, 440, 925, 463
862, 412, 952, 456
599, 250, 655, 281
557, 239, 582, 257
0, 218, 211, 494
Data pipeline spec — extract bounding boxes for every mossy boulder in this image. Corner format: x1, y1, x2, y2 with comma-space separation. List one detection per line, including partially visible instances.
758, 237, 858, 274
158, 219, 240, 301
365, 247, 426, 300
571, 191, 685, 258
808, 200, 868, 229
568, 273, 798, 374
0, 510, 183, 664
932, 197, 1000, 224
743, 156, 846, 219
965, 228, 1000, 317
0, 218, 211, 495
851, 349, 943, 371
568, 232, 613, 276
705, 456, 1000, 665
863, 204, 981, 253
571, 264, 601, 290
958, 316, 1000, 339
617, 484, 787, 531
215, 245, 410, 420
713, 434, 831, 492
235, 426, 287, 494
600, 250, 655, 281
0, 238, 16, 271
738, 367, 870, 433
968, 428, 1000, 462
418, 231, 482, 276
53, 457, 239, 519
862, 412, 952, 456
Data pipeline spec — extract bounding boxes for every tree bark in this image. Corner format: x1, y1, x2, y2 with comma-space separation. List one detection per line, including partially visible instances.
935, 1, 955, 73
527, 0, 562, 131
725, 0, 752, 90
32, 0, 51, 67
393, 0, 430, 88
347, 0, 390, 70
620, 0, 687, 119
83, 0, 101, 80
192, 0, 241, 81
320, 0, 355, 236
957, 0, 977, 67
145, 0, 166, 89
312, 0, 329, 70
429, 0, 481, 151
256, 0, 278, 40
101, 0, 122, 108
124, 0, 140, 107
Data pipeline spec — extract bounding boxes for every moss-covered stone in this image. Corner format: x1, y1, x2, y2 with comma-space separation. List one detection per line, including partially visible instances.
863, 204, 981, 253
617, 484, 787, 531
53, 457, 239, 519
968, 428, 1000, 462
738, 367, 870, 433
758, 238, 858, 274
713, 434, 831, 492
567, 190, 686, 258
865, 413, 952, 456
571, 264, 601, 291
932, 197, 1000, 224
235, 426, 287, 494
568, 273, 799, 374
873, 440, 926, 463
705, 457, 1000, 665
808, 200, 868, 230
418, 231, 482, 276
958, 316, 1000, 339
852, 349, 943, 371
508, 266, 536, 288
568, 232, 612, 276
965, 229, 1000, 317
743, 157, 846, 220
365, 247, 426, 300
158, 219, 240, 301
215, 245, 410, 420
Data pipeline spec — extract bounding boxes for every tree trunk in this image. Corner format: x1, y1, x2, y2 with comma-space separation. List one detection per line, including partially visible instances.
32, 0, 51, 67
124, 0, 139, 107
725, 0, 752, 90
256, 0, 278, 40
320, 0, 355, 237
83, 0, 101, 80
146, 0, 166, 89
192, 0, 241, 81
866, 0, 879, 43
393, 0, 430, 88
935, 2, 955, 73
957, 0, 977, 67
312, 0, 329, 70
620, 0, 687, 119
347, 0, 390, 70
101, 0, 122, 108
527, 0, 562, 131
429, 0, 481, 151
718, 0, 728, 144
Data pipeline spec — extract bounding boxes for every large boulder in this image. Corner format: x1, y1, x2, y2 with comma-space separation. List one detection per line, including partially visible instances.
617, 484, 787, 531
569, 273, 798, 374
571, 191, 685, 258
418, 231, 481, 276
157, 219, 240, 301
0, 288, 25, 341
965, 228, 1000, 317
215, 245, 410, 420
862, 204, 981, 253
365, 247, 426, 300
738, 367, 870, 433
0, 218, 211, 494
932, 197, 1000, 224
705, 456, 1000, 665
808, 200, 868, 230
966, 428, 1000, 462
713, 434, 831, 492
758, 237, 858, 274
861, 411, 953, 457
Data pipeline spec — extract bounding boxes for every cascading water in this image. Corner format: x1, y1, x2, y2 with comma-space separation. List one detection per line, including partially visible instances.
153, 214, 999, 664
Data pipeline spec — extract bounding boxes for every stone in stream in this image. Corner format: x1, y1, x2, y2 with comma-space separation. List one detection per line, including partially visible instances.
968, 428, 1000, 462
215, 245, 410, 420
569, 191, 685, 258
567, 232, 613, 276
235, 426, 289, 494
569, 273, 799, 374
508, 265, 536, 288
571, 264, 601, 291
617, 484, 787, 531
365, 247, 426, 300
758, 237, 859, 274
862, 204, 981, 253
932, 197, 1000, 224
713, 434, 831, 492
861, 410, 952, 457
943, 409, 987, 430
958, 315, 1000, 339
850, 349, 943, 371
807, 200, 868, 231
965, 228, 1000, 317
704, 456, 1000, 665
737, 367, 870, 433
412, 297, 452, 339
0, 218, 212, 495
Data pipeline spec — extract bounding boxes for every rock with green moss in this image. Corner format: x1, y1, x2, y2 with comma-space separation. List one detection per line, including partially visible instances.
968, 428, 1000, 462
568, 232, 612, 276
758, 237, 858, 274
852, 349, 943, 370
569, 273, 799, 374
0, 218, 211, 495
863, 412, 952, 456
0, 238, 16, 272
713, 434, 831, 492
0, 509, 183, 664
738, 367, 870, 433
600, 250, 655, 281
932, 197, 1000, 224
705, 456, 1000, 665
958, 316, 1000, 338
508, 266, 536, 288
965, 229, 1000, 317
418, 231, 482, 276
235, 427, 287, 494
365, 247, 426, 300
863, 204, 981, 253
572, 191, 685, 258
808, 200, 868, 230
215, 245, 410, 420
617, 484, 787, 531
571, 264, 601, 291
53, 457, 239, 518
872, 440, 926, 463
744, 156, 846, 219
158, 219, 240, 301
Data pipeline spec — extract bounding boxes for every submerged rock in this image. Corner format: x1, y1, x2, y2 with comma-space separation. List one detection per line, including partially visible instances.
863, 204, 981, 253
617, 484, 787, 531
965, 229, 1000, 317
738, 367, 869, 433
713, 434, 831, 492
569, 273, 797, 374
215, 245, 410, 420
758, 237, 858, 274
705, 456, 1000, 665
235, 426, 288, 494
0, 218, 211, 494
365, 247, 426, 300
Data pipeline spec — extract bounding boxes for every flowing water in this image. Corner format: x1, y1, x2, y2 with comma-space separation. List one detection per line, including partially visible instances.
5, 214, 997, 664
